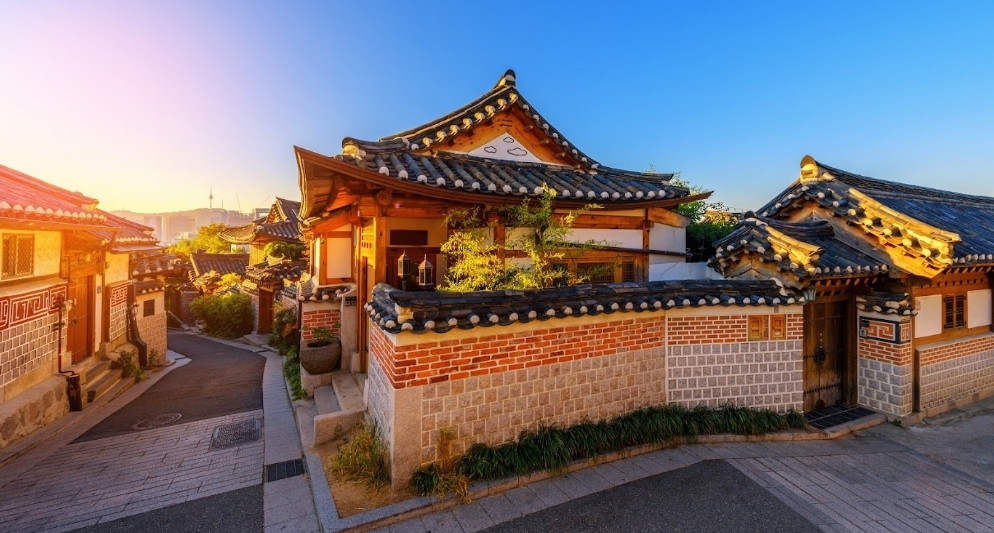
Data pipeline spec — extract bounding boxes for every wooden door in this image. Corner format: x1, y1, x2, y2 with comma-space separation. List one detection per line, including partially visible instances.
68, 276, 93, 364
802, 300, 848, 411
257, 289, 273, 334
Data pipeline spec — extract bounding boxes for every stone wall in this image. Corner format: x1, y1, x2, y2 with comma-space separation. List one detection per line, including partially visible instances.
0, 283, 67, 404
107, 283, 129, 344
918, 333, 994, 411
136, 291, 167, 365
368, 305, 804, 488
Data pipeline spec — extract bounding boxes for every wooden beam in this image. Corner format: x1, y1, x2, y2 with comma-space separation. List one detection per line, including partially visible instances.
647, 208, 691, 228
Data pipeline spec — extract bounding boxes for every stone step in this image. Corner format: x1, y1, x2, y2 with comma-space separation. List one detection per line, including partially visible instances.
332, 371, 364, 412
314, 384, 341, 415
85, 361, 125, 404
313, 371, 365, 446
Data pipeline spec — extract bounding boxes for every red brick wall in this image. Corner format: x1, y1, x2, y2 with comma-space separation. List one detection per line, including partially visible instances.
301, 306, 341, 341
860, 337, 913, 366
667, 314, 802, 345
918, 334, 994, 367
371, 317, 667, 389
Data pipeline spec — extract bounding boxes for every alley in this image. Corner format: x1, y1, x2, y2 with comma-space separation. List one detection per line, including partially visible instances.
0, 331, 316, 533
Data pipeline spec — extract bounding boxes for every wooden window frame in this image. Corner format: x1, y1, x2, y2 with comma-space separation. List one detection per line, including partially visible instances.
143, 299, 155, 317
942, 293, 967, 332
2, 234, 34, 279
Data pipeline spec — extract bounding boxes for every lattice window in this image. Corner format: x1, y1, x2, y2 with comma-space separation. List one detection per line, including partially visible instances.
620, 261, 637, 282
578, 262, 613, 284
943, 294, 966, 331
2, 234, 34, 278
143, 299, 155, 317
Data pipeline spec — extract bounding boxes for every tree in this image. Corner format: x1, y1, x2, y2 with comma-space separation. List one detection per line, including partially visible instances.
439, 185, 603, 292
263, 241, 306, 261
647, 168, 738, 263
168, 223, 231, 261
669, 176, 737, 262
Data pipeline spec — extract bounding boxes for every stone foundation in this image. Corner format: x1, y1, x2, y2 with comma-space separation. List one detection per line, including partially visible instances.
919, 334, 994, 411
0, 376, 68, 449
857, 357, 912, 417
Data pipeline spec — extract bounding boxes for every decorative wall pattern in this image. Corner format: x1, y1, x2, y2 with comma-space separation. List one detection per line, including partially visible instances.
0, 284, 66, 333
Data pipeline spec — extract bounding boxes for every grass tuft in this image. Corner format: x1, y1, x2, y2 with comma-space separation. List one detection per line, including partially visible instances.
329, 420, 390, 492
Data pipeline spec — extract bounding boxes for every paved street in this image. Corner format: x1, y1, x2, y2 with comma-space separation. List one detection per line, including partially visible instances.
0, 331, 318, 533
378, 398, 994, 533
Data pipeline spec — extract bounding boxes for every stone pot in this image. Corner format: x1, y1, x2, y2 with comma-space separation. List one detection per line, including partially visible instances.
299, 338, 342, 374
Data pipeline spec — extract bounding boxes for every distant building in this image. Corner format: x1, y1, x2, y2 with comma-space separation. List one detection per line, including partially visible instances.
142, 215, 163, 241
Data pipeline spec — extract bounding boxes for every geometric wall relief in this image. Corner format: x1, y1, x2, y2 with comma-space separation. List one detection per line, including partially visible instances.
0, 284, 68, 332
466, 132, 548, 164
859, 316, 907, 344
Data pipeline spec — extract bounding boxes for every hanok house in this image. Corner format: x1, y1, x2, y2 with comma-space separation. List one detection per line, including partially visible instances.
296, 69, 708, 371
188, 252, 249, 293
0, 164, 166, 449
712, 155, 994, 421
296, 71, 809, 488
220, 198, 305, 333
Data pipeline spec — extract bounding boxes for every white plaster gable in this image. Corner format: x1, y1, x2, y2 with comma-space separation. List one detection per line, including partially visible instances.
465, 132, 548, 164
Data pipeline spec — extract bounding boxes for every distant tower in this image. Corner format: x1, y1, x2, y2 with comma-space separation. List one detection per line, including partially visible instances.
209, 185, 214, 210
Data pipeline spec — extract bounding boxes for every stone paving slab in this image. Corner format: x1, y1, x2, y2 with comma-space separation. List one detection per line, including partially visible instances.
0, 410, 263, 533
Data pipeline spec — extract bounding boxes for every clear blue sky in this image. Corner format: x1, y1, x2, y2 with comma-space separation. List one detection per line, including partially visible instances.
2, 1, 993, 213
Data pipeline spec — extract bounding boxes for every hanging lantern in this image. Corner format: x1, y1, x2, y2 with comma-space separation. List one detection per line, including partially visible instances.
418, 255, 434, 288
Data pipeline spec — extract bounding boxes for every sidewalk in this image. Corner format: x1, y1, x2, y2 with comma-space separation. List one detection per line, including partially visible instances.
0, 332, 320, 533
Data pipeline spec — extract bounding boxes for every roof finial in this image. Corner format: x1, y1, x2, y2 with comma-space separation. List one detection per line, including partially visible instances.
498, 69, 516, 87
799, 155, 819, 182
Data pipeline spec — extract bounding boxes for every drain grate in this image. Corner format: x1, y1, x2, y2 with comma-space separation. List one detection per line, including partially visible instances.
805, 406, 877, 430
210, 418, 261, 450
265, 459, 306, 482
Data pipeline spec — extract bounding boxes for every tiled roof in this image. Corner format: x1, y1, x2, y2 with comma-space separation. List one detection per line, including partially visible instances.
135, 279, 164, 295
220, 198, 302, 244
385, 70, 599, 168
298, 71, 703, 223
754, 156, 988, 277
297, 282, 353, 302
189, 253, 249, 277
856, 292, 916, 316
245, 260, 306, 283
710, 216, 890, 283
0, 164, 109, 228
132, 253, 187, 278
96, 211, 159, 251
335, 140, 687, 203
366, 280, 802, 334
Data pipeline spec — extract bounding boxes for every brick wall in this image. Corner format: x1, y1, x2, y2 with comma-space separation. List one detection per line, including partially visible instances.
918, 333, 994, 411
368, 306, 804, 488
857, 312, 914, 416
301, 305, 341, 341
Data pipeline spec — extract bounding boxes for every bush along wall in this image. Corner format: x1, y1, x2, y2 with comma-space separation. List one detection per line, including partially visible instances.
190, 292, 255, 338
412, 403, 807, 495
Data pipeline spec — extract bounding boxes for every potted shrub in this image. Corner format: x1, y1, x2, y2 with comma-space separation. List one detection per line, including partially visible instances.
298, 325, 341, 374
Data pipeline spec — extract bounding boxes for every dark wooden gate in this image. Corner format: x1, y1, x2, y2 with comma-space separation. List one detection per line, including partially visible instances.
68, 276, 93, 364
257, 289, 274, 334
803, 300, 849, 411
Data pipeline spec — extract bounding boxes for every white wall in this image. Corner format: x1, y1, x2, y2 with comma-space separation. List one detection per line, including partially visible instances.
325, 224, 352, 279
915, 294, 942, 338
968, 289, 992, 328
648, 225, 685, 261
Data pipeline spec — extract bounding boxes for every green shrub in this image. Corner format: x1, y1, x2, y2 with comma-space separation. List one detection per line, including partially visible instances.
117, 349, 144, 380
282, 347, 304, 400
269, 307, 299, 354
190, 292, 254, 338
414, 403, 810, 495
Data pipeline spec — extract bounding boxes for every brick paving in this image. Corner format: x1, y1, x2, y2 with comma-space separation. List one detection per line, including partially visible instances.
375, 436, 994, 533
0, 334, 318, 533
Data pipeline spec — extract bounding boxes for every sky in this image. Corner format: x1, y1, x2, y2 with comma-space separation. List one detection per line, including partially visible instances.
2, 1, 994, 214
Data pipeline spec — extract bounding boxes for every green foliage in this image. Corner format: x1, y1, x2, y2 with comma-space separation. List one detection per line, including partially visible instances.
190, 291, 254, 338
413, 403, 809, 495
440, 185, 604, 292
282, 347, 304, 400
329, 420, 390, 491
263, 241, 306, 261
117, 350, 144, 380
269, 307, 299, 354
305, 325, 337, 347
663, 175, 737, 262
168, 223, 231, 261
